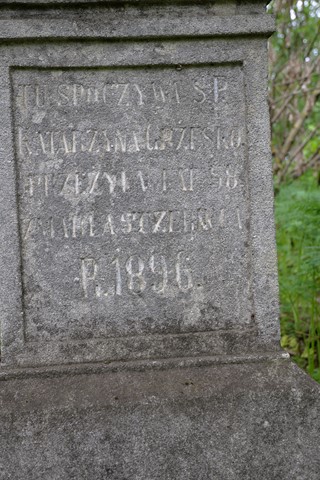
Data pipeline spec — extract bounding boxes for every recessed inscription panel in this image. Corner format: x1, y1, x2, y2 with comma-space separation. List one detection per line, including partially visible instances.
12, 66, 251, 345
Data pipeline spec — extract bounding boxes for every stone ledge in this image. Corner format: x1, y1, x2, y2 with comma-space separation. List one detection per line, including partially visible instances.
0, 351, 290, 381
0, 0, 271, 5
0, 14, 275, 40
0, 358, 319, 479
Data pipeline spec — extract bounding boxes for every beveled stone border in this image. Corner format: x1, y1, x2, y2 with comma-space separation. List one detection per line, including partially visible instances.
0, 351, 290, 381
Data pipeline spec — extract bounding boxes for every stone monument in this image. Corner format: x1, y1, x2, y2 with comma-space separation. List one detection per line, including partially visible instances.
0, 1, 319, 478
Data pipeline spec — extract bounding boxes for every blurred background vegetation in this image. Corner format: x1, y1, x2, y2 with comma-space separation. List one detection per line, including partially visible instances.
268, 0, 320, 381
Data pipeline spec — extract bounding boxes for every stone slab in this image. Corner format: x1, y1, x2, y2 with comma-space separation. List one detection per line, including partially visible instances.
0, 25, 279, 368
1, 2, 319, 478
12, 64, 254, 355
1, 356, 320, 480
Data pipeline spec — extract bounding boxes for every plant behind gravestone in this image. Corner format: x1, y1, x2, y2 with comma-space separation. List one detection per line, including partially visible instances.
275, 172, 320, 381
268, 0, 320, 187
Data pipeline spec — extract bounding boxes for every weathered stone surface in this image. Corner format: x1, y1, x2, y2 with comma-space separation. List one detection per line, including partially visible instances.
1, 356, 320, 480
12, 63, 256, 365
0, 1, 319, 478
0, 2, 280, 368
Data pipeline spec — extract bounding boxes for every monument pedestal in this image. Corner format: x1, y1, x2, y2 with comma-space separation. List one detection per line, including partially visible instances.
0, 1, 319, 478
1, 354, 320, 479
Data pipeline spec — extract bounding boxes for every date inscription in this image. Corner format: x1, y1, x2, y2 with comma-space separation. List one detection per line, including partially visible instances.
81, 251, 193, 298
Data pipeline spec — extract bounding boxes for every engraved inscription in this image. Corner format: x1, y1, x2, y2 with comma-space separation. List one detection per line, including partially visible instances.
21, 168, 240, 199
22, 208, 230, 240
81, 251, 193, 298
16, 77, 228, 109
17, 125, 243, 157
12, 65, 251, 344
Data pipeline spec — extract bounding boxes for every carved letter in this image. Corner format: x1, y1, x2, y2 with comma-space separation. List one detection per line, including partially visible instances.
213, 77, 228, 103
149, 255, 168, 294
153, 211, 167, 233
103, 173, 117, 194
197, 209, 213, 231
138, 171, 148, 192
176, 127, 187, 150
176, 252, 193, 292
117, 84, 130, 105
115, 130, 127, 153
193, 82, 206, 104
18, 128, 32, 156
81, 258, 99, 298
152, 82, 166, 103
57, 84, 70, 106
103, 214, 115, 235
35, 84, 47, 108
126, 256, 146, 294
226, 169, 238, 189
133, 84, 144, 106
87, 172, 100, 195
179, 168, 194, 192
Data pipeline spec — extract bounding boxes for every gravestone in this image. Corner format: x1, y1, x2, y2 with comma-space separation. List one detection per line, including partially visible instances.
0, 1, 319, 479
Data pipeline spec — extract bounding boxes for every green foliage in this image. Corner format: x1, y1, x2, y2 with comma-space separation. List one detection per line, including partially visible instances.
269, 0, 320, 382
268, 0, 320, 184
275, 171, 320, 381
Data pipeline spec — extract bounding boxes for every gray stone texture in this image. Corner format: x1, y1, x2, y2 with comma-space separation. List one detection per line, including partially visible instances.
1, 357, 320, 479
0, 0, 319, 478
0, 5, 279, 368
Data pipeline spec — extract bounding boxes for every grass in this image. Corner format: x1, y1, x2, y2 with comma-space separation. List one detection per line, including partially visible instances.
275, 171, 320, 382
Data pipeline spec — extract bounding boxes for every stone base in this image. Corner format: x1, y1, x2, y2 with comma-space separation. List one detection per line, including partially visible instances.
1, 354, 320, 479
